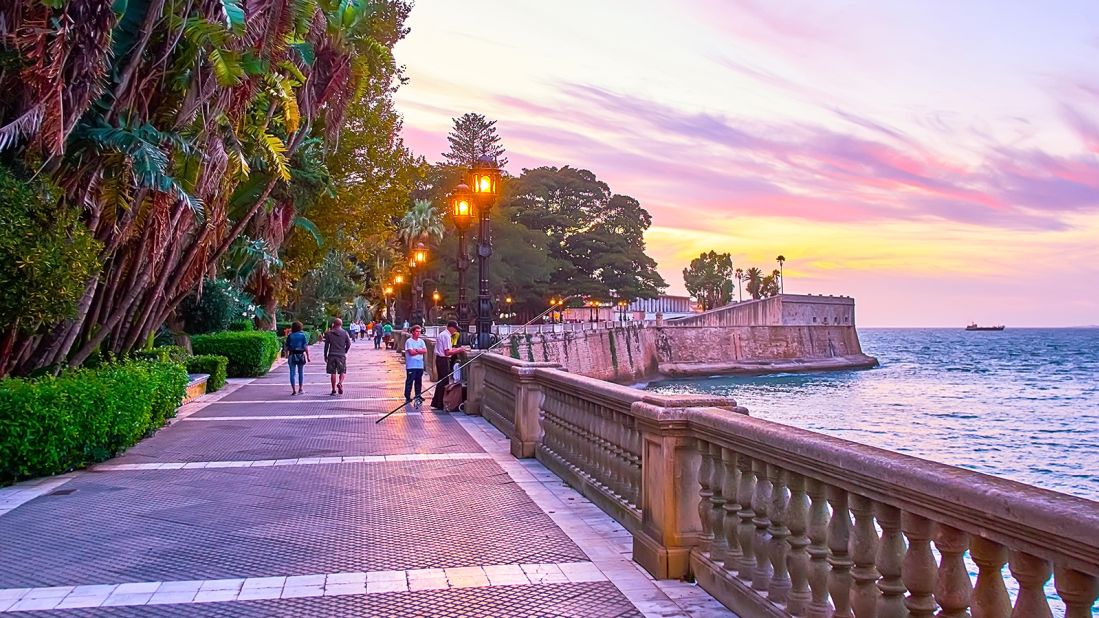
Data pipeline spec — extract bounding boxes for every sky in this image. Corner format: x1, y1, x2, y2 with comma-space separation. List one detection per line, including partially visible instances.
391, 1, 1099, 327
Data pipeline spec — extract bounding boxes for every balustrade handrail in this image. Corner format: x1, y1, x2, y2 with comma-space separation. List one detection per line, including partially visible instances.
469, 354, 1099, 613
687, 407, 1099, 576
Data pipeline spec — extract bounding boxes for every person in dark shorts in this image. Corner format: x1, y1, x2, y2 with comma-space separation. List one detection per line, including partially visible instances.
323, 318, 352, 395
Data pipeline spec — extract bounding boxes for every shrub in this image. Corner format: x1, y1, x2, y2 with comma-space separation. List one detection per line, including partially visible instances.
185, 355, 228, 392
191, 331, 280, 377
131, 345, 190, 364
0, 162, 101, 334
179, 279, 257, 334
309, 330, 321, 345
0, 360, 188, 484
227, 319, 254, 331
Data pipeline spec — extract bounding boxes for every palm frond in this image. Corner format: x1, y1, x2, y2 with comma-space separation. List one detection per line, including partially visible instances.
292, 215, 323, 246
0, 107, 44, 152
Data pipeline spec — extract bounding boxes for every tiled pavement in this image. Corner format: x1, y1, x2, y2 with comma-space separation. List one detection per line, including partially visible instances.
0, 341, 734, 617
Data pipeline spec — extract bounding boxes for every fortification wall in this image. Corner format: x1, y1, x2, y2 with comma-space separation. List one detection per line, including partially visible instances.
668, 294, 855, 327
500, 323, 876, 383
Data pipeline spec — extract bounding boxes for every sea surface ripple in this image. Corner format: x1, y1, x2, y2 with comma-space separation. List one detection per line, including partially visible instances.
645, 328, 1099, 501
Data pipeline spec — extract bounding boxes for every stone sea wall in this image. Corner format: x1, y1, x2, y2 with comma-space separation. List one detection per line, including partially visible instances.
500, 323, 877, 383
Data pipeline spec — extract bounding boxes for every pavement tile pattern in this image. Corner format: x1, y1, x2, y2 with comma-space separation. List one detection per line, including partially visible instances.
4, 582, 640, 617
0, 341, 657, 616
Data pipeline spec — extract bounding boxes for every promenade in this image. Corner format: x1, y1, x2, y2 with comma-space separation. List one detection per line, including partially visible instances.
0, 342, 732, 617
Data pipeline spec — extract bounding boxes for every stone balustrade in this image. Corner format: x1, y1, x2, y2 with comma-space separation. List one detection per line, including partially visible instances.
471, 352, 1099, 616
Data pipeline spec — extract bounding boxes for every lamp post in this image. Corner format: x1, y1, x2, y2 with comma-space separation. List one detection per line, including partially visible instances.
618, 300, 628, 322
469, 156, 501, 349
505, 296, 513, 326
432, 290, 440, 323
776, 255, 786, 295
392, 274, 405, 324
449, 184, 474, 334
409, 242, 428, 326
383, 285, 394, 323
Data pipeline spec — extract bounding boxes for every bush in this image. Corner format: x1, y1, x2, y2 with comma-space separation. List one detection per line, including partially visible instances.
179, 279, 256, 334
131, 345, 190, 364
227, 319, 254, 331
0, 162, 102, 334
185, 355, 228, 392
191, 331, 280, 377
0, 360, 188, 484
309, 330, 321, 345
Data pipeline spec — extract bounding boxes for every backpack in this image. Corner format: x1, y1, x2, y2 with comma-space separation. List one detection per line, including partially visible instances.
443, 382, 464, 413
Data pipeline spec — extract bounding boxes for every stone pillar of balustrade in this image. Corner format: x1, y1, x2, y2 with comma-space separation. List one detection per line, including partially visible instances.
631, 394, 743, 579
465, 355, 486, 415
509, 362, 560, 458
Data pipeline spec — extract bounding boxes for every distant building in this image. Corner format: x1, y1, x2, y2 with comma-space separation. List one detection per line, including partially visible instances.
628, 295, 698, 320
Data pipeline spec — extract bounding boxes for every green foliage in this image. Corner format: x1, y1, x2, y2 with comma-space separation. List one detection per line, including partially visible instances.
185, 355, 228, 392
505, 166, 666, 304
509, 335, 520, 359
191, 331, 280, 377
228, 319, 255, 331
0, 163, 101, 333
0, 360, 188, 484
309, 330, 322, 345
443, 113, 508, 168
180, 279, 257, 334
683, 251, 734, 311
743, 267, 778, 299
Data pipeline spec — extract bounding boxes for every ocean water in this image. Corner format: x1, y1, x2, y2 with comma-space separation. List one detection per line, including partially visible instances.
645, 328, 1099, 501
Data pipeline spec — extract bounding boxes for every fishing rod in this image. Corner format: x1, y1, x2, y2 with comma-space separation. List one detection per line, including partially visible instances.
375, 294, 580, 423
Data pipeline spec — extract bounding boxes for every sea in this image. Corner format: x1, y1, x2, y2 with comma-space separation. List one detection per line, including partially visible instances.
644, 328, 1099, 502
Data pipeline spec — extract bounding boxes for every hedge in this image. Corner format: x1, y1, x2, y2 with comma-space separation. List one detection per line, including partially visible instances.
0, 360, 188, 484
227, 319, 254, 331
191, 331, 280, 377
132, 345, 190, 364
185, 355, 228, 392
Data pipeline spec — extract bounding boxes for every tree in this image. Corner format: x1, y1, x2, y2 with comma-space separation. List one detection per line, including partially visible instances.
442, 113, 508, 168
0, 0, 414, 375
745, 267, 765, 300
398, 199, 444, 247
506, 166, 666, 301
776, 254, 786, 294
682, 251, 734, 311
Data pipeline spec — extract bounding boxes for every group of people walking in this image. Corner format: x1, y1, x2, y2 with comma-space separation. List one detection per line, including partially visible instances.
282, 318, 468, 410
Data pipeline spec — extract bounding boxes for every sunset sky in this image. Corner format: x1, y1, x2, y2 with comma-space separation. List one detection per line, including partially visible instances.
392, 1, 1099, 327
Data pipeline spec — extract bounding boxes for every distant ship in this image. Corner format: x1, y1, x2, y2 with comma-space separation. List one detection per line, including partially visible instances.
965, 323, 1005, 331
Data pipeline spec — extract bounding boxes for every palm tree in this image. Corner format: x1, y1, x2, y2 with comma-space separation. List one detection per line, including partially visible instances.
398, 199, 444, 247
776, 255, 786, 294
735, 268, 744, 302
745, 267, 764, 300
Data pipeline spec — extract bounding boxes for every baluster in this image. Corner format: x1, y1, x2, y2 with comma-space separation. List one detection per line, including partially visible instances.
970, 537, 1010, 618
627, 425, 641, 506
827, 486, 853, 618
611, 418, 626, 500
721, 447, 742, 573
849, 493, 881, 616
901, 513, 937, 618
596, 408, 610, 491
752, 459, 774, 591
874, 503, 906, 618
806, 478, 832, 618
709, 443, 728, 564
1055, 567, 1099, 618
697, 439, 714, 553
1008, 552, 1053, 618
736, 454, 757, 582
767, 464, 791, 603
934, 525, 972, 617
785, 472, 811, 615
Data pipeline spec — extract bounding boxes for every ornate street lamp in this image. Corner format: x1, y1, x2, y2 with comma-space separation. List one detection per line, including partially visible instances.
505, 295, 513, 326
449, 184, 474, 334
432, 290, 441, 323
409, 242, 428, 326
469, 156, 501, 349
383, 285, 394, 323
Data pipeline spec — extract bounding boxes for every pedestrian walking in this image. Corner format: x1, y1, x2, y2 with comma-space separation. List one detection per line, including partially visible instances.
323, 317, 353, 395
382, 321, 394, 349
372, 321, 383, 349
286, 321, 311, 395
403, 324, 428, 405
349, 320, 360, 342
430, 321, 465, 410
